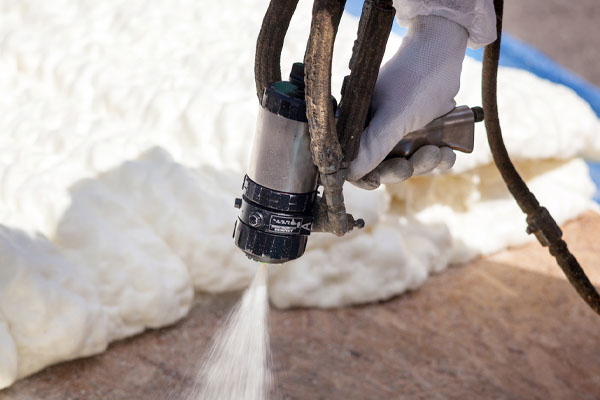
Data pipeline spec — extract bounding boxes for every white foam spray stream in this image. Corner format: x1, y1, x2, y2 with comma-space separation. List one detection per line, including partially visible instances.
185, 263, 272, 400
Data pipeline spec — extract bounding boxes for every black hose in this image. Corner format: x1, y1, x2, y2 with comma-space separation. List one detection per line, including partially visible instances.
482, 0, 600, 315
255, 0, 299, 102
336, 0, 395, 163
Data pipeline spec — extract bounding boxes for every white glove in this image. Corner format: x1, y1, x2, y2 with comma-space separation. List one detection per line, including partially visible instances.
347, 15, 468, 188
393, 0, 497, 49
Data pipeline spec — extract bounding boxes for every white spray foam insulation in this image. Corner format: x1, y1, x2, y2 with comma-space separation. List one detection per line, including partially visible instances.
0, 0, 599, 388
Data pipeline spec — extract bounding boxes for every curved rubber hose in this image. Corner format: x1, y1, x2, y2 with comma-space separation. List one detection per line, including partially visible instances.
336, 0, 395, 163
255, 0, 299, 102
482, 0, 600, 315
304, 0, 345, 173
304, 0, 348, 235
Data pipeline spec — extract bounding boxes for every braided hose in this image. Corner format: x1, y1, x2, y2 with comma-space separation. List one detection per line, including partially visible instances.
483, 0, 600, 315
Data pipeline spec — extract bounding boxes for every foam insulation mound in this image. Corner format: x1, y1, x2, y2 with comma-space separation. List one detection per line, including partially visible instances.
1, 0, 599, 389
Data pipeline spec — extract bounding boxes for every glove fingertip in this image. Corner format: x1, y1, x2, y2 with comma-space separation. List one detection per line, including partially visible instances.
437, 147, 456, 171
410, 145, 441, 175
352, 169, 381, 190
378, 158, 413, 185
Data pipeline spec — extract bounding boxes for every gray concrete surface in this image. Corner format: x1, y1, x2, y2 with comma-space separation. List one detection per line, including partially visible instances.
504, 0, 600, 86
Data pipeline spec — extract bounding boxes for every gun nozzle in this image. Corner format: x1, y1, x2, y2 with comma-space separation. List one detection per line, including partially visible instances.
472, 106, 484, 123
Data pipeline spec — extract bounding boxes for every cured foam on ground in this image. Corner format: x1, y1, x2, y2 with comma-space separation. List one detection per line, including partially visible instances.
1, 0, 599, 389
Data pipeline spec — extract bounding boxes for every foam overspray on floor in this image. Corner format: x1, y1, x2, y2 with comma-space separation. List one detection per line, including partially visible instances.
183, 264, 271, 400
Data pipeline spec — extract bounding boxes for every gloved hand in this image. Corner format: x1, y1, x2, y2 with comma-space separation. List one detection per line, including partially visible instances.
347, 14, 468, 189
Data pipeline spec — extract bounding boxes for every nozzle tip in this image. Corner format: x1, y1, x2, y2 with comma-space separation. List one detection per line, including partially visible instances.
472, 106, 484, 123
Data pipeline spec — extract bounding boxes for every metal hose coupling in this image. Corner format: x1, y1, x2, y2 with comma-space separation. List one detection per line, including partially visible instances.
311, 169, 365, 235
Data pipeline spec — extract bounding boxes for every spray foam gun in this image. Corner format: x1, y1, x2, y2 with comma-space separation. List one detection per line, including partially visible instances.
233, 0, 482, 263
233, 0, 600, 316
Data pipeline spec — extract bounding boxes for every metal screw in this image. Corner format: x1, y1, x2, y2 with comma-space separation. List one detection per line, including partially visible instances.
248, 211, 263, 227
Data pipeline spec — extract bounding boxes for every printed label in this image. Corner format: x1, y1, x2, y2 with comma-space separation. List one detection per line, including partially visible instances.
269, 216, 311, 234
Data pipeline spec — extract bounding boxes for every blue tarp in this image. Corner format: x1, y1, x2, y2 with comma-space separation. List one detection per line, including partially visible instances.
345, 1, 600, 203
